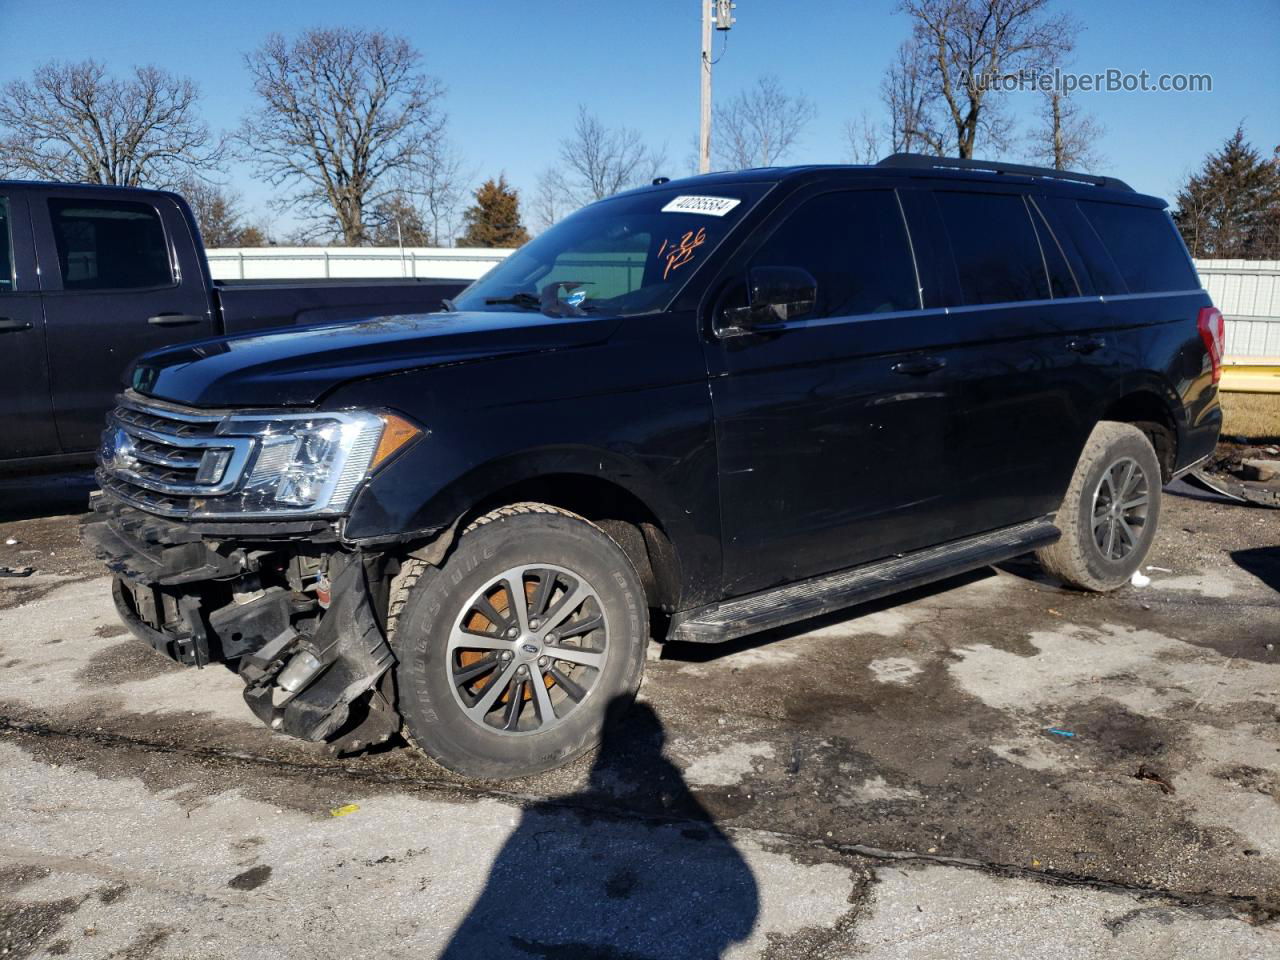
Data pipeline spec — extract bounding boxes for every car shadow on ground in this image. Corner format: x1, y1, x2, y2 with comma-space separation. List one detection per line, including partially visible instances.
439, 697, 759, 958
1231, 545, 1280, 594
0, 469, 96, 523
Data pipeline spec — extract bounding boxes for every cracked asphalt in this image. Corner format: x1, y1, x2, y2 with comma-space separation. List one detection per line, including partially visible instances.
0, 472, 1277, 959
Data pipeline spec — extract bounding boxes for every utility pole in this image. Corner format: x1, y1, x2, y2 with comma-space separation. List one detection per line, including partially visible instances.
699, 1, 735, 174
698, 2, 712, 174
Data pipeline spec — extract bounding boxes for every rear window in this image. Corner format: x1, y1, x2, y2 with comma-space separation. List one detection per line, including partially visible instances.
1076, 201, 1198, 294
935, 192, 1050, 305
48, 198, 172, 291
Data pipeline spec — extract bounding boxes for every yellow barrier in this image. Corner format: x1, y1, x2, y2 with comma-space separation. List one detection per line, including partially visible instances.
1221, 360, 1280, 395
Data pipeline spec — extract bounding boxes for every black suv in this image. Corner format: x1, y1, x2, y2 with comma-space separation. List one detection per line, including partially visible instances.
85, 155, 1223, 779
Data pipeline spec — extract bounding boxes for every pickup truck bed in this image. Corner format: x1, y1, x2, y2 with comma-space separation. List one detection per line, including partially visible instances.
214, 278, 465, 334
0, 180, 465, 471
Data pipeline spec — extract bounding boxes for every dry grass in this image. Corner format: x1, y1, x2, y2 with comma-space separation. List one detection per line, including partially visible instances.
1220, 390, 1280, 441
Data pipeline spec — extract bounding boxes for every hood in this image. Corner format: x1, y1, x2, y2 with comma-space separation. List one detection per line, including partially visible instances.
128, 310, 620, 408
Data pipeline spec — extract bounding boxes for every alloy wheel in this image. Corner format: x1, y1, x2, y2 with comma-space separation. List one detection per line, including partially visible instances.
1090, 456, 1150, 561
445, 564, 609, 735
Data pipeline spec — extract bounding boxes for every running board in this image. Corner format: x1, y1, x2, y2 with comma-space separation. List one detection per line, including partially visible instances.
669, 519, 1060, 644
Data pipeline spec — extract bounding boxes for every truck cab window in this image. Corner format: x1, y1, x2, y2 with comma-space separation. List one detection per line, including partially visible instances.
935, 191, 1051, 305
748, 190, 920, 319
48, 198, 172, 291
0, 198, 13, 292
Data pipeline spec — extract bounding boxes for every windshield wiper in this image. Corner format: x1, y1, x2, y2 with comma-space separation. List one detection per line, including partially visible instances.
484, 292, 542, 310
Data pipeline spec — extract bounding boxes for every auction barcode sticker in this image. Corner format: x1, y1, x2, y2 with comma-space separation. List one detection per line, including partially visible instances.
660, 195, 742, 217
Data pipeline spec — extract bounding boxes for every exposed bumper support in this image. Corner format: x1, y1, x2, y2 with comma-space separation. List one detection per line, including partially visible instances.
85, 499, 400, 752
240, 553, 397, 749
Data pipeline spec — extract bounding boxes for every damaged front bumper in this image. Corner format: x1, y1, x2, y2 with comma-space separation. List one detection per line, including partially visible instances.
83, 498, 400, 752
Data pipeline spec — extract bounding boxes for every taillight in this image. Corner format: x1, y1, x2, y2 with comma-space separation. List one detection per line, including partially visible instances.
1197, 306, 1224, 384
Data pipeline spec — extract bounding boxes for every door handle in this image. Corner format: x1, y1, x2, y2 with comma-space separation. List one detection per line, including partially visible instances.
0, 317, 32, 333
891, 356, 946, 376
147, 313, 205, 327
1067, 335, 1106, 355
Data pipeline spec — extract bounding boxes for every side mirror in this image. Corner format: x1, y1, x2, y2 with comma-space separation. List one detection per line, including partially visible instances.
723, 265, 818, 332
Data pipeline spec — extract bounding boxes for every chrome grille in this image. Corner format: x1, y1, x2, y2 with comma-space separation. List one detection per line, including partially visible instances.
98, 393, 253, 517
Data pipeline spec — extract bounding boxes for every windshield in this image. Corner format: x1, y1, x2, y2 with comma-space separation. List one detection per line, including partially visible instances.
451, 184, 770, 318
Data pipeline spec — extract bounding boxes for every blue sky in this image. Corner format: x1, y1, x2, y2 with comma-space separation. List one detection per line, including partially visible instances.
2, 0, 1277, 235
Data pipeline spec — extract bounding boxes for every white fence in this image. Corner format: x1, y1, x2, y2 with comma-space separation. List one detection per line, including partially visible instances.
1193, 259, 1280, 361
204, 249, 1280, 360
205, 246, 512, 283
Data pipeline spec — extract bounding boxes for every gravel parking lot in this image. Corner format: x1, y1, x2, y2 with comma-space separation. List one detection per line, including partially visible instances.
0, 473, 1276, 959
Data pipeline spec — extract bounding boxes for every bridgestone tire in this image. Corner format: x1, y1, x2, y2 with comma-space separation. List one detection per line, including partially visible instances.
1036, 422, 1162, 592
390, 503, 647, 780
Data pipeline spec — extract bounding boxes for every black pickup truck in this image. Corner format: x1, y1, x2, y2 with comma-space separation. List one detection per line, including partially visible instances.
0, 181, 464, 470
84, 155, 1223, 780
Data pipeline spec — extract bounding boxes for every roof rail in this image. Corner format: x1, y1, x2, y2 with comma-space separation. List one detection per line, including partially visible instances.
876, 153, 1133, 192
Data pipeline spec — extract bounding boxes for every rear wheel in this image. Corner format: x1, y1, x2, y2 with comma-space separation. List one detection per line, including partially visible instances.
390, 503, 647, 779
1037, 421, 1162, 592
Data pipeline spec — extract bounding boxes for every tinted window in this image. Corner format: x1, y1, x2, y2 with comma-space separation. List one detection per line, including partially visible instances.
49, 199, 171, 291
749, 190, 919, 318
1038, 197, 1126, 295
1028, 199, 1079, 298
1077, 201, 1197, 294
0, 198, 13, 292
935, 191, 1050, 305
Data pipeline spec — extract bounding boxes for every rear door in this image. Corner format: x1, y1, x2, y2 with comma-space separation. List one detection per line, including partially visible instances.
0, 189, 59, 461
705, 185, 966, 596
912, 186, 1099, 534
30, 190, 214, 452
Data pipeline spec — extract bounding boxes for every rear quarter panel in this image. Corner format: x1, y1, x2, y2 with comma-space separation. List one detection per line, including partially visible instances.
1096, 290, 1222, 471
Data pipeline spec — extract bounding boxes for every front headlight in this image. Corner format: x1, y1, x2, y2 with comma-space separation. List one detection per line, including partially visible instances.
189, 410, 420, 518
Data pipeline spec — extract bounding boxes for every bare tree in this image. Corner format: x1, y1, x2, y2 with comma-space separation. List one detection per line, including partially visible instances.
881, 38, 945, 154
175, 178, 267, 247
237, 28, 449, 245
896, 0, 1077, 158
531, 168, 572, 233
713, 75, 816, 170
565, 106, 665, 203
0, 59, 223, 186
533, 106, 665, 229
845, 111, 884, 164
416, 143, 470, 246
371, 143, 471, 246
1026, 88, 1104, 171
368, 191, 433, 247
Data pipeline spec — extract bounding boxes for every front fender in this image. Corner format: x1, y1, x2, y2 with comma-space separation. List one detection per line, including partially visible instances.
329, 309, 721, 607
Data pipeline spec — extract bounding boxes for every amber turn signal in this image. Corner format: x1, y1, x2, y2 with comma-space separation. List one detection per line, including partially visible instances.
371, 413, 422, 469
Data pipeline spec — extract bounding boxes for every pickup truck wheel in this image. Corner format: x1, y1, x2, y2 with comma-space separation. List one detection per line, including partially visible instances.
390, 503, 647, 780
1036, 421, 1162, 592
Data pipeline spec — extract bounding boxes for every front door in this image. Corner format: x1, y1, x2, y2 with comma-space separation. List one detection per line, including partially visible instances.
705, 187, 962, 597
31, 191, 215, 453
0, 191, 58, 462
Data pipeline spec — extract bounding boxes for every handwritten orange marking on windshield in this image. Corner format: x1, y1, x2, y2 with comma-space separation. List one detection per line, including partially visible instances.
657, 226, 707, 279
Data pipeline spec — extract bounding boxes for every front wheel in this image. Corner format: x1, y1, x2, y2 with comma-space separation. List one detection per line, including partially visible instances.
1036, 421, 1163, 592
390, 503, 647, 780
